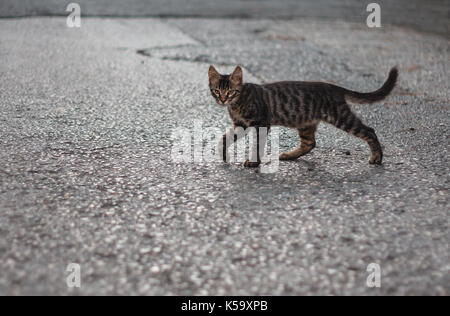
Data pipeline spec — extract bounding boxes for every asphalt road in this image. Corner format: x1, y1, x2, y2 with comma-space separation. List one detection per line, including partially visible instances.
0, 9, 449, 295
0, 0, 449, 37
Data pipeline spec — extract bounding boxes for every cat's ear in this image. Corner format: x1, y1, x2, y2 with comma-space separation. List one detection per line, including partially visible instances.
230, 66, 243, 85
208, 65, 220, 84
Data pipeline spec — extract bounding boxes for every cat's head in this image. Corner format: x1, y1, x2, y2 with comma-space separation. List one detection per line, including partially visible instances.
208, 65, 243, 106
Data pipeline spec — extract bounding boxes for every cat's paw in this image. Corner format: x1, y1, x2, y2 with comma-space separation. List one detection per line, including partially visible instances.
244, 160, 261, 168
279, 152, 299, 161
369, 153, 383, 165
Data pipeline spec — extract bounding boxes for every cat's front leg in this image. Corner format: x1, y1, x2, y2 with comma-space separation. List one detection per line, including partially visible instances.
244, 126, 269, 168
218, 126, 245, 163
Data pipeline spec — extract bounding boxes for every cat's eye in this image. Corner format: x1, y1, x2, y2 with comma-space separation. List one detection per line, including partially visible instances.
212, 89, 220, 96
228, 90, 239, 97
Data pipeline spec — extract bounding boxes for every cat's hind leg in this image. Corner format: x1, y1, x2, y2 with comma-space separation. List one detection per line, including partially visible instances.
279, 125, 317, 161
326, 104, 383, 165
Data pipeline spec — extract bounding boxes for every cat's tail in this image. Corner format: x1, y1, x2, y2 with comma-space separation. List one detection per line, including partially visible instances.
343, 67, 398, 104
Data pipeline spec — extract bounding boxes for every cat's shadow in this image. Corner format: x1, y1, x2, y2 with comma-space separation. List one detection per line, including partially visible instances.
218, 156, 387, 188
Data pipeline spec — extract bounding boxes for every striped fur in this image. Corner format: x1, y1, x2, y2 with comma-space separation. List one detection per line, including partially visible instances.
209, 65, 398, 167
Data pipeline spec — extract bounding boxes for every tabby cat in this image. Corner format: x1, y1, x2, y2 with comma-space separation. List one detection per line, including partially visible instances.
209, 65, 398, 167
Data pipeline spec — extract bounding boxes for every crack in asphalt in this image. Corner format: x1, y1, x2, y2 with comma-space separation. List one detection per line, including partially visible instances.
136, 47, 266, 83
